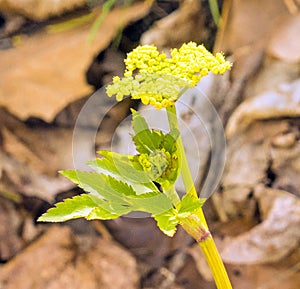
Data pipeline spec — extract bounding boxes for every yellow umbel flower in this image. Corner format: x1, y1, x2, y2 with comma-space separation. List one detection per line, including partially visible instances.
106, 42, 231, 109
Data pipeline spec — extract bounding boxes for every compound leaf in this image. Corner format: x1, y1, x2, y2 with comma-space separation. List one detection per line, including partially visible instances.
131, 110, 163, 153
131, 108, 149, 134
88, 151, 159, 194
38, 194, 100, 222
163, 128, 180, 154
133, 193, 173, 215
59, 170, 173, 216
87, 206, 121, 220
60, 170, 127, 203
104, 174, 138, 197
178, 194, 205, 217
153, 209, 179, 237
133, 129, 163, 154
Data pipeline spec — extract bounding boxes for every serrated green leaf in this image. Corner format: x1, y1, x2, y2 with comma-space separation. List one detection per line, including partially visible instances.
60, 170, 127, 203
163, 128, 180, 154
153, 209, 179, 237
133, 193, 173, 215
131, 108, 149, 134
178, 194, 205, 217
91, 151, 148, 183
87, 206, 121, 220
38, 194, 99, 222
104, 175, 137, 197
131, 110, 163, 153
133, 129, 163, 154
100, 176, 173, 214
131, 110, 179, 155
60, 170, 173, 216
88, 151, 159, 194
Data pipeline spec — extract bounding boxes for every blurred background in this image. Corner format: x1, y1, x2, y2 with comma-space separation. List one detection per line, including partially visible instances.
0, 0, 300, 288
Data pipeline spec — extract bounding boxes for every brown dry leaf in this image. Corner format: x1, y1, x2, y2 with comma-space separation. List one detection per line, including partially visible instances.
0, 150, 72, 201
105, 218, 191, 268
169, 285, 185, 289
0, 89, 133, 200
270, 128, 300, 196
267, 13, 300, 62
213, 44, 264, 124
218, 136, 267, 219
222, 139, 268, 187
141, 0, 206, 49
0, 197, 24, 260
0, 108, 75, 200
215, 0, 289, 53
217, 120, 289, 219
226, 80, 300, 138
214, 1, 300, 125
0, 2, 151, 122
0, 225, 139, 289
221, 187, 300, 264
0, 0, 86, 21
213, 1, 299, 125
227, 249, 300, 289
0, 226, 75, 289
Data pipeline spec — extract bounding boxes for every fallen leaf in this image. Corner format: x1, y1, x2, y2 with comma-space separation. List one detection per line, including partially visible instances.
217, 120, 289, 219
226, 249, 300, 289
226, 80, 300, 138
0, 225, 139, 289
0, 149, 72, 201
0, 0, 86, 21
215, 0, 289, 53
222, 140, 268, 187
141, 0, 206, 49
221, 187, 300, 264
104, 217, 191, 268
267, 13, 300, 62
0, 108, 75, 200
218, 133, 268, 218
0, 2, 151, 122
0, 197, 24, 260
0, 226, 75, 289
270, 128, 300, 197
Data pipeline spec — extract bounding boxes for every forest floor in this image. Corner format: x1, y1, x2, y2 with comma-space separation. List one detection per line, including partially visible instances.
0, 1, 300, 288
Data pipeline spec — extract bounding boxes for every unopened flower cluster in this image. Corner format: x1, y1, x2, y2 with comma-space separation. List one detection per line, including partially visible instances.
137, 148, 179, 184
106, 42, 231, 109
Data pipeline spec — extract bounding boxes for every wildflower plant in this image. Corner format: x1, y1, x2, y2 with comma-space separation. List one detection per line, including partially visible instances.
39, 42, 232, 289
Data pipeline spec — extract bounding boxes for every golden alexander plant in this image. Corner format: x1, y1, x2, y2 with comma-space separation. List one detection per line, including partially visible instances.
39, 42, 233, 289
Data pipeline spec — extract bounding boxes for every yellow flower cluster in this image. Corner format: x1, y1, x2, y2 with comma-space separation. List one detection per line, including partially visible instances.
106, 73, 190, 109
106, 42, 231, 109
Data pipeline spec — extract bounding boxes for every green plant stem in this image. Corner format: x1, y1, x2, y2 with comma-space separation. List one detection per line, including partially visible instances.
162, 183, 181, 209
166, 105, 232, 289
88, 0, 117, 43
166, 106, 198, 200
208, 0, 221, 26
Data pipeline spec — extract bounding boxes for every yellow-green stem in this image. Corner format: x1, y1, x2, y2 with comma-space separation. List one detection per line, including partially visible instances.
166, 106, 198, 199
162, 183, 181, 209
166, 105, 232, 289
200, 236, 232, 289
